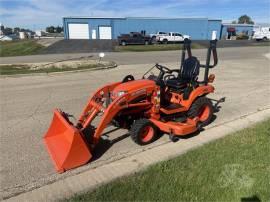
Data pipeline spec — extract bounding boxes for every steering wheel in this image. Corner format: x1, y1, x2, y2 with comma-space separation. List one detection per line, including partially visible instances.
122, 75, 135, 83
155, 64, 172, 73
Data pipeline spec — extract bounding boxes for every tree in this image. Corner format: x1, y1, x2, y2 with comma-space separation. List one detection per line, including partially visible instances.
3, 27, 12, 35
231, 20, 237, 24
46, 26, 55, 33
14, 27, 21, 33
55, 26, 63, 33
238, 15, 254, 24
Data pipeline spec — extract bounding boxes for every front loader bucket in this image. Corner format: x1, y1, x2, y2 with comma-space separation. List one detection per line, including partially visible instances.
44, 109, 92, 173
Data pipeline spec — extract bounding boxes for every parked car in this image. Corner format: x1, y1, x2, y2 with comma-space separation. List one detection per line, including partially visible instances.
157, 32, 190, 43
253, 27, 270, 41
118, 32, 152, 45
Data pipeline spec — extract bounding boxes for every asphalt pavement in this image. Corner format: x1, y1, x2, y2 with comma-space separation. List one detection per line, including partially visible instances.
0, 46, 269, 65
0, 46, 270, 200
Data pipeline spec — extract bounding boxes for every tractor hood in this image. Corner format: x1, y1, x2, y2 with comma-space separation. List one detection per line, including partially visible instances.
111, 79, 156, 99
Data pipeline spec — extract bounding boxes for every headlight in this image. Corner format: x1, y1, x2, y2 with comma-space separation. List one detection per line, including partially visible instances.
117, 91, 127, 97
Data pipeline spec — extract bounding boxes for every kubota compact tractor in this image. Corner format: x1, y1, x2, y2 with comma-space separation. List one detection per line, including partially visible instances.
44, 39, 219, 173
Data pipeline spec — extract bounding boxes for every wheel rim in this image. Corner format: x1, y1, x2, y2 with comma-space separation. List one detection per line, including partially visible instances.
140, 126, 154, 143
198, 105, 210, 122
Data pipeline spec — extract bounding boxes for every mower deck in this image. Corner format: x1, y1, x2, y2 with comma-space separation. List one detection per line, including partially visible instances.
150, 117, 199, 136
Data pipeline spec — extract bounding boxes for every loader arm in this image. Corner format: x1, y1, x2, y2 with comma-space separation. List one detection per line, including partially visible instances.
80, 89, 152, 145
77, 82, 121, 128
44, 81, 153, 173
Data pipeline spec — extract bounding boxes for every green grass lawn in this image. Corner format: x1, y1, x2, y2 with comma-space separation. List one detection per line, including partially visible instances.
67, 118, 270, 202
0, 40, 45, 57
115, 43, 205, 52
0, 63, 109, 75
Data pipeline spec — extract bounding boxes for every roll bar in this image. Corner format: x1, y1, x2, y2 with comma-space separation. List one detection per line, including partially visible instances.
201, 39, 218, 84
181, 39, 218, 85
200, 39, 218, 68
180, 39, 192, 70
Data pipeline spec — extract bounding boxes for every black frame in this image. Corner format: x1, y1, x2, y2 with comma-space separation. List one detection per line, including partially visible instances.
181, 39, 218, 85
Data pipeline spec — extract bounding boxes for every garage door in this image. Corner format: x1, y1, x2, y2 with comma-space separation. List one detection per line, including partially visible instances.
68, 24, 89, 39
99, 26, 112, 39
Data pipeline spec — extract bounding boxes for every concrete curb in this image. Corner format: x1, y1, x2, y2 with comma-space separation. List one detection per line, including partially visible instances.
0, 63, 117, 78
4, 108, 270, 202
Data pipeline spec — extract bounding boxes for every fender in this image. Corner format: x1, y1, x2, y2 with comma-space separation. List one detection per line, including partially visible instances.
181, 85, 214, 109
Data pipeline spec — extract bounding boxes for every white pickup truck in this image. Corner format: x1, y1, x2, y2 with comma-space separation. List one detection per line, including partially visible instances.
150, 31, 167, 38
156, 32, 191, 43
150, 32, 167, 43
253, 27, 270, 41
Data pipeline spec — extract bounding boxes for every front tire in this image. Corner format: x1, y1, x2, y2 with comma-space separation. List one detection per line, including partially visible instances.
130, 119, 157, 145
187, 97, 214, 127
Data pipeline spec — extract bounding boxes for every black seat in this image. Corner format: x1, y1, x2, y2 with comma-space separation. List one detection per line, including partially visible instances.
166, 56, 200, 90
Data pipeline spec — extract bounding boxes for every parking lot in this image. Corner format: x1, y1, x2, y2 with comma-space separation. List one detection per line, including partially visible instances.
0, 46, 270, 200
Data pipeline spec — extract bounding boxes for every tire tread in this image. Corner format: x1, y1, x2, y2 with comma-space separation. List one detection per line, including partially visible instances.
187, 96, 213, 126
130, 119, 157, 145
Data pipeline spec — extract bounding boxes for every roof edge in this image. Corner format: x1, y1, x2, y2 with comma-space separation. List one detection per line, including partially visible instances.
63, 16, 222, 21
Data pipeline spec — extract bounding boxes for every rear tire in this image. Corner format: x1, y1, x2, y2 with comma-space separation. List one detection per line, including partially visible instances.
121, 41, 126, 46
130, 119, 157, 145
151, 36, 157, 44
162, 39, 168, 44
187, 97, 213, 127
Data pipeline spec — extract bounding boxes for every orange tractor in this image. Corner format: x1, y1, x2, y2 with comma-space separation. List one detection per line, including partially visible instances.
44, 39, 219, 173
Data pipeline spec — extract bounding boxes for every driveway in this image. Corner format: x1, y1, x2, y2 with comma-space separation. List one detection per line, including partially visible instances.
0, 47, 270, 199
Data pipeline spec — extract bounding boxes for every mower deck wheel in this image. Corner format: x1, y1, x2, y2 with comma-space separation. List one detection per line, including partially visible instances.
187, 96, 213, 127
130, 119, 157, 145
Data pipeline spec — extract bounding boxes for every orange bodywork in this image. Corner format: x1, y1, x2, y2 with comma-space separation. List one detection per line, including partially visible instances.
150, 117, 199, 136
44, 78, 214, 173
152, 85, 214, 136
